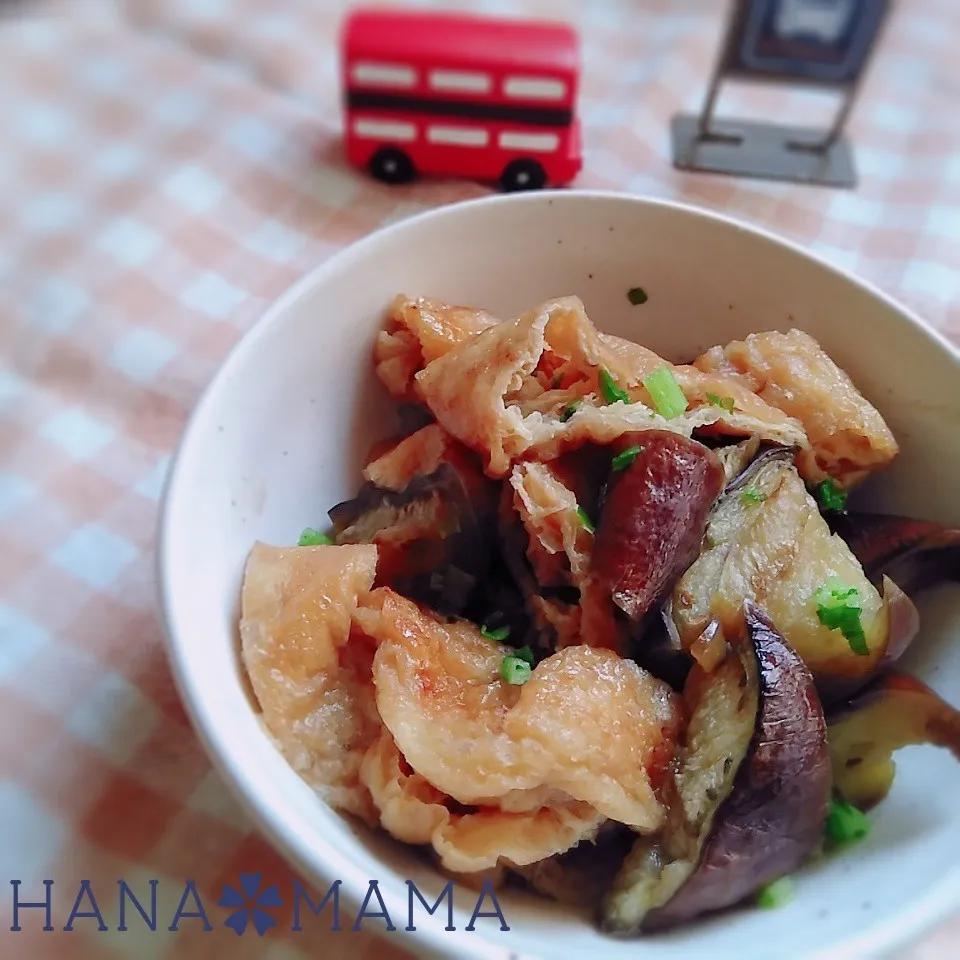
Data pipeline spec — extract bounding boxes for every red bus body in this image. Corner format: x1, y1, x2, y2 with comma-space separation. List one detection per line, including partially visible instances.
341, 8, 582, 188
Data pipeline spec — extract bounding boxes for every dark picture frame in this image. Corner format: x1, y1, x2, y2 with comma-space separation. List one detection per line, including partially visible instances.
724, 0, 891, 86
670, 0, 893, 187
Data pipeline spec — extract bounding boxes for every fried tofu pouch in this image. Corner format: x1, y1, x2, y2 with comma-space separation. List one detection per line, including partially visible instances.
240, 543, 381, 822
695, 329, 897, 486
413, 297, 807, 477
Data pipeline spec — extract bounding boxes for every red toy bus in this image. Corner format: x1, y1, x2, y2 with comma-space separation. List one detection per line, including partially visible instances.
341, 8, 582, 191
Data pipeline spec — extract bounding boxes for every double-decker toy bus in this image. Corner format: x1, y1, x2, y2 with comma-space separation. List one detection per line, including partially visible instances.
341, 8, 581, 191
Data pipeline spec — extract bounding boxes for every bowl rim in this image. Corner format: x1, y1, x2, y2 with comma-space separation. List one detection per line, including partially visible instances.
157, 189, 960, 960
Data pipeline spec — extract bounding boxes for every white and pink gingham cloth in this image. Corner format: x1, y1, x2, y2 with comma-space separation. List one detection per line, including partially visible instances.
1, 1, 958, 956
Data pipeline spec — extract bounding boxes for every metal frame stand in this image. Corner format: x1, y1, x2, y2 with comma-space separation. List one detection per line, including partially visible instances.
670, 2, 879, 188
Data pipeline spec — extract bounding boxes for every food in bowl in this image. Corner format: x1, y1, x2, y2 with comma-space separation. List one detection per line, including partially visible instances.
238, 293, 960, 934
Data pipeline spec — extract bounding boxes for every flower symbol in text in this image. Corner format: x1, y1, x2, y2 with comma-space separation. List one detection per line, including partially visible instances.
218, 872, 283, 936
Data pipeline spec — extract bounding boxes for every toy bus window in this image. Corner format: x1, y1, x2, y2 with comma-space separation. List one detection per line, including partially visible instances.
499, 131, 559, 152
429, 70, 492, 94
353, 119, 417, 142
427, 125, 489, 147
503, 77, 566, 100
350, 62, 417, 88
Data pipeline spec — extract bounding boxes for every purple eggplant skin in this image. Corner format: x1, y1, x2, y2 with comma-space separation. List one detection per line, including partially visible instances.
623, 447, 796, 692
827, 669, 960, 810
642, 602, 831, 931
328, 464, 493, 616
831, 512, 960, 596
880, 576, 921, 666
721, 443, 797, 496
591, 431, 726, 624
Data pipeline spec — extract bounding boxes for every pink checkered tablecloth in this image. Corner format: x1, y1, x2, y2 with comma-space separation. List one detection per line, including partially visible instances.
1, 0, 958, 956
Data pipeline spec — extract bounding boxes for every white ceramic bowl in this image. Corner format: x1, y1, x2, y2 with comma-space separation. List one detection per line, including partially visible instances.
158, 192, 960, 960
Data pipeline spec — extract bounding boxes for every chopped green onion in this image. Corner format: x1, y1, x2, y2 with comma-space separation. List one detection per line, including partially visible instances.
500, 655, 532, 685
560, 398, 583, 422
513, 645, 535, 666
816, 478, 848, 513
481, 624, 510, 642
706, 392, 735, 412
814, 578, 868, 655
756, 877, 794, 909
611, 445, 644, 473
576, 505, 596, 534
643, 366, 688, 419
599, 367, 630, 405
825, 797, 871, 849
298, 527, 333, 546
627, 286, 648, 305
740, 487, 768, 506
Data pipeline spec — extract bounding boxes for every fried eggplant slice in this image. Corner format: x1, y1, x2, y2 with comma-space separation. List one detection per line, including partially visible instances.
828, 670, 960, 809
712, 436, 762, 485
586, 431, 724, 629
602, 629, 757, 933
329, 463, 493, 616
512, 822, 634, 908
831, 513, 960, 596
669, 455, 916, 702
603, 603, 830, 934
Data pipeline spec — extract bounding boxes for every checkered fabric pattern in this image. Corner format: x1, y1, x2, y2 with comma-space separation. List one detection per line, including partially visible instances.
0, 0, 957, 956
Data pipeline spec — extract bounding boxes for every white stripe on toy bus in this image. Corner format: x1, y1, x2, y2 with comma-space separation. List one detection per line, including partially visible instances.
499, 131, 559, 152
427, 125, 489, 147
429, 70, 492, 94
503, 77, 566, 100
353, 119, 417, 141
351, 62, 417, 88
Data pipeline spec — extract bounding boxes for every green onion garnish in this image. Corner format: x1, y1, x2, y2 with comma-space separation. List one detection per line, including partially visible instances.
643, 366, 688, 419
599, 367, 630, 405
740, 487, 768, 506
814, 578, 868, 655
560, 398, 583, 422
816, 478, 848, 513
514, 645, 535, 666
825, 797, 871, 849
576, 506, 596, 534
480, 624, 510, 642
706, 392, 735, 412
611, 445, 643, 473
627, 286, 648, 305
756, 877, 794, 909
500, 655, 532, 685
298, 527, 334, 546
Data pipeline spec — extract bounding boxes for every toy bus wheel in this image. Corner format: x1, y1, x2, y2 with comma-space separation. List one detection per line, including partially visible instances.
500, 159, 546, 192
369, 147, 416, 184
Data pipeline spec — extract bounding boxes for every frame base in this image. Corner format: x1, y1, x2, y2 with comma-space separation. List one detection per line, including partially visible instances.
670, 114, 857, 188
